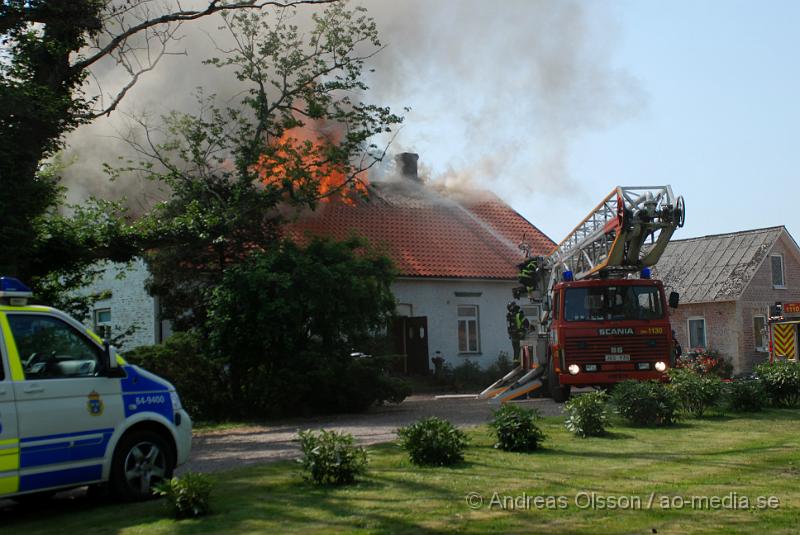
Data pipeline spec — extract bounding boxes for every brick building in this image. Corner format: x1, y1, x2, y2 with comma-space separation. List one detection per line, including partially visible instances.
654, 226, 800, 374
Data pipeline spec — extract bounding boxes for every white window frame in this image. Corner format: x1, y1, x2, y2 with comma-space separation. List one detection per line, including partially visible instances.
753, 314, 767, 352
687, 316, 707, 349
771, 254, 786, 289
457, 305, 480, 354
94, 308, 112, 340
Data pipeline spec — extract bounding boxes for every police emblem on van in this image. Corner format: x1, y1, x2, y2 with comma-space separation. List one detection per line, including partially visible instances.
598, 328, 634, 336
87, 390, 104, 416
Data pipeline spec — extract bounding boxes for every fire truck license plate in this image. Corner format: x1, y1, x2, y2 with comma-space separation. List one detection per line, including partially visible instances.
605, 354, 631, 362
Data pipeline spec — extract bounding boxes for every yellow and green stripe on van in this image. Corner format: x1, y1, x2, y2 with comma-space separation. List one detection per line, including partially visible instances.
0, 438, 20, 495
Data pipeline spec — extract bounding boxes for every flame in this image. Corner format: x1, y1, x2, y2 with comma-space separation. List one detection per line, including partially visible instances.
249, 118, 367, 205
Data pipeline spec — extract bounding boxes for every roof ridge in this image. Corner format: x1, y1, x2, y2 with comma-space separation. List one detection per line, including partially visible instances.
670, 225, 785, 243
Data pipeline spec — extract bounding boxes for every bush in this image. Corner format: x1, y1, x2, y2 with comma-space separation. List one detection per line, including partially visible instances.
452, 359, 484, 390
298, 429, 368, 485
564, 391, 611, 437
446, 354, 516, 391
153, 473, 213, 519
668, 368, 725, 417
485, 352, 515, 381
489, 404, 546, 451
677, 349, 733, 379
755, 360, 800, 407
725, 379, 767, 412
197, 237, 402, 419
397, 417, 469, 466
611, 380, 679, 426
125, 332, 228, 420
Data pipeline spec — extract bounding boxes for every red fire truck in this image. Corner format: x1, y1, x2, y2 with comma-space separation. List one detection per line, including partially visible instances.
482, 186, 685, 402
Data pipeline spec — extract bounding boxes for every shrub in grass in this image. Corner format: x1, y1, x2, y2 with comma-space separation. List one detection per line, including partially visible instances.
397, 417, 468, 466
298, 429, 368, 485
611, 380, 679, 426
668, 367, 725, 417
754, 360, 800, 407
564, 391, 610, 437
725, 379, 767, 412
154, 472, 213, 519
489, 404, 546, 451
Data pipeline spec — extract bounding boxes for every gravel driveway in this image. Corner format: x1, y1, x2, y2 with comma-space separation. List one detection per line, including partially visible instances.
0, 395, 562, 510
181, 395, 564, 474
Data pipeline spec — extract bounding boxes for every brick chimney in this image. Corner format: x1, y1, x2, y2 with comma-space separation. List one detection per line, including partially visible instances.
395, 152, 420, 182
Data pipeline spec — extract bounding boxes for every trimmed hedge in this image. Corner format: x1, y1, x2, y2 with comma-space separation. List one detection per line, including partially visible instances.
611, 380, 679, 426
725, 379, 767, 413
668, 368, 725, 417
755, 360, 800, 407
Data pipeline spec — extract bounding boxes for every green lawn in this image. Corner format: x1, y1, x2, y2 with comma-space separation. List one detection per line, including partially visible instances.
7, 409, 800, 534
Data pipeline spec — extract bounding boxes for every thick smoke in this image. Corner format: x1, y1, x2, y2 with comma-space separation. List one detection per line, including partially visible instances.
364, 0, 645, 201
62, 0, 643, 214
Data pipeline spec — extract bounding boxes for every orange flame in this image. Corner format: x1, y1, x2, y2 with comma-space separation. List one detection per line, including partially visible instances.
249, 118, 367, 205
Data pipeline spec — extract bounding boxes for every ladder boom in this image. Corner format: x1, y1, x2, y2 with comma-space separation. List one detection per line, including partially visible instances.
543, 185, 684, 294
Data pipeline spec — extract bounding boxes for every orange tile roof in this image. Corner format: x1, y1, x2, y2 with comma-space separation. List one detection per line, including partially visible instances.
287, 180, 555, 279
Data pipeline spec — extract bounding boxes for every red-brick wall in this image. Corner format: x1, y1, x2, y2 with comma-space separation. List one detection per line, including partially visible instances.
668, 301, 740, 370
668, 230, 800, 374
738, 231, 800, 369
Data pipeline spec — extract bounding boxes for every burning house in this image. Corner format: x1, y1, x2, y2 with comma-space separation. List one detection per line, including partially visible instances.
78, 153, 555, 374
287, 153, 555, 373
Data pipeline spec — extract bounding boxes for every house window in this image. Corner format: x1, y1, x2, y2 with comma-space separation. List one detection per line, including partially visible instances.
771, 254, 785, 288
688, 317, 706, 349
457, 305, 480, 353
94, 308, 112, 340
753, 315, 767, 352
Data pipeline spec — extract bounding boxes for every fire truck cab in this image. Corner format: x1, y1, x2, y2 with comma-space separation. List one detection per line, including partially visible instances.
481, 185, 685, 403
547, 276, 675, 399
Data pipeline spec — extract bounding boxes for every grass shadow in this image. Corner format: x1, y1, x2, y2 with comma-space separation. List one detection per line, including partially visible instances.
601, 430, 634, 440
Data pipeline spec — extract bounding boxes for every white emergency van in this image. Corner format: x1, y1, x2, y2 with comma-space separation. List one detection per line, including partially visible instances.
0, 277, 192, 501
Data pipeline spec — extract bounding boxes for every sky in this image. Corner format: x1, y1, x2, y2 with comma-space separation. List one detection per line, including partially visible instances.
360, 0, 800, 244
63, 0, 800, 245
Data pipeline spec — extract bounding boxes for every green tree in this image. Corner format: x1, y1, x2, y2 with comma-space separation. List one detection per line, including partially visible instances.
0, 0, 335, 296
207, 236, 399, 416
113, 4, 403, 329
126, 236, 405, 418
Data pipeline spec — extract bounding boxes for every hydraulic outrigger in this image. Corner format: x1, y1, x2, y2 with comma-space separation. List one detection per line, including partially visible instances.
481, 186, 686, 403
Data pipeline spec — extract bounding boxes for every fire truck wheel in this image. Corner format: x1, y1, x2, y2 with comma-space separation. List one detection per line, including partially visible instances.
547, 355, 571, 403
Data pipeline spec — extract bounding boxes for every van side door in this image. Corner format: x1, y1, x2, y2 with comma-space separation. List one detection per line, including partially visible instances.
0, 317, 20, 496
4, 312, 124, 494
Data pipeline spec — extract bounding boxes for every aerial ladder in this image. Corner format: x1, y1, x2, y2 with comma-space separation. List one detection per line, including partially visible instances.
480, 186, 685, 403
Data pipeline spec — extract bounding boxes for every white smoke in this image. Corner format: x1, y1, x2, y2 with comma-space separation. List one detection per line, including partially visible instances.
61, 0, 644, 215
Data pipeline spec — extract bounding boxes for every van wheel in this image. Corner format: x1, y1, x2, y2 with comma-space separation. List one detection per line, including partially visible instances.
547, 354, 571, 403
111, 430, 174, 501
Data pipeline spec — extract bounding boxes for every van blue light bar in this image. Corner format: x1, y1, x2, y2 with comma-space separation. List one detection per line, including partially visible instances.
0, 277, 33, 297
